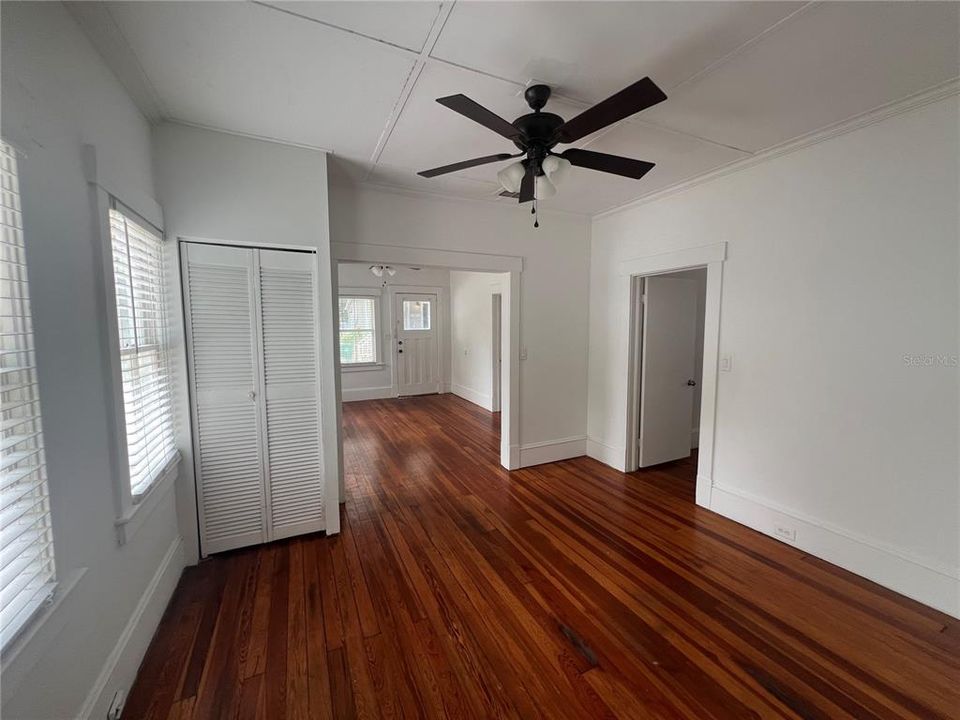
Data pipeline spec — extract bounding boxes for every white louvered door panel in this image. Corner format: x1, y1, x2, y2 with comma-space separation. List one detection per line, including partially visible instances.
257, 249, 324, 539
182, 243, 267, 554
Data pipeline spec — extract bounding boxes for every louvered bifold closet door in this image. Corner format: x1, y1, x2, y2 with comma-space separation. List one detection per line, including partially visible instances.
258, 249, 324, 540
182, 244, 267, 554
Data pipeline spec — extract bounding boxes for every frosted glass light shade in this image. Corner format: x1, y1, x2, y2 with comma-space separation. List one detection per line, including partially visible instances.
542, 155, 571, 185
535, 174, 557, 198
497, 161, 526, 193
370, 265, 383, 277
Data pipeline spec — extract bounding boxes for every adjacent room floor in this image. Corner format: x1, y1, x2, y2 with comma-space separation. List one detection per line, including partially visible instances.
124, 395, 959, 719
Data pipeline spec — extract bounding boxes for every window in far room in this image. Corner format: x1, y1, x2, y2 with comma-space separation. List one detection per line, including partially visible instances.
402, 299, 431, 331
339, 295, 378, 365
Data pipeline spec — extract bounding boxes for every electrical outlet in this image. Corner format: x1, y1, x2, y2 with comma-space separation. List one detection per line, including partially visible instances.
773, 524, 797, 543
106, 689, 126, 720
520, 347, 528, 361
719, 354, 733, 372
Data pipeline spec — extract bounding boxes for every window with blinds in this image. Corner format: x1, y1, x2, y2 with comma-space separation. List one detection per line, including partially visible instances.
338, 296, 377, 364
108, 205, 178, 499
0, 140, 57, 649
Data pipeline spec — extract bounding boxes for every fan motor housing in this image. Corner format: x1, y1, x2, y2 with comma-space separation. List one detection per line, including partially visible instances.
512, 112, 564, 151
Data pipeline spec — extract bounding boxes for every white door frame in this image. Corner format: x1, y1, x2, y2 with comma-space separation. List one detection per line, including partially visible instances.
491, 293, 502, 412
622, 242, 726, 507
334, 242, 522, 470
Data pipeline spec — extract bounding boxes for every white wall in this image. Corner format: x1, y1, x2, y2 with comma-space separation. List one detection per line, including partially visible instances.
337, 262, 450, 401
588, 96, 960, 616
450, 270, 508, 411
329, 186, 591, 456
1, 4, 184, 718
152, 122, 342, 554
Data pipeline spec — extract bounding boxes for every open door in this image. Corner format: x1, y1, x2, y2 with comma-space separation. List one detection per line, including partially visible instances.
638, 275, 699, 467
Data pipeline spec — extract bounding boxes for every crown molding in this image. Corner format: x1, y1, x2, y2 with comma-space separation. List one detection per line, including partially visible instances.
594, 77, 960, 221
162, 119, 334, 155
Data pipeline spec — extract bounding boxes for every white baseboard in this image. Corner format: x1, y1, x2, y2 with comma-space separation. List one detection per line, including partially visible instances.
519, 436, 586, 468
586, 437, 627, 472
710, 484, 960, 619
341, 386, 394, 402
503, 443, 521, 470
78, 536, 186, 719
450, 383, 492, 411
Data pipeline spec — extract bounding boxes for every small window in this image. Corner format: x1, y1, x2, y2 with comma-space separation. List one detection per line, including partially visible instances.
339, 296, 378, 364
1, 140, 57, 650
402, 300, 431, 331
108, 206, 178, 499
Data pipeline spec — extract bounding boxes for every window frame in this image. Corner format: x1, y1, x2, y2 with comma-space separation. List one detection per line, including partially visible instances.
91, 182, 179, 546
338, 288, 383, 370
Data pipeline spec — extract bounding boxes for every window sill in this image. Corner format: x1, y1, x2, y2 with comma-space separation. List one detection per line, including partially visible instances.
115, 457, 179, 546
341, 362, 386, 373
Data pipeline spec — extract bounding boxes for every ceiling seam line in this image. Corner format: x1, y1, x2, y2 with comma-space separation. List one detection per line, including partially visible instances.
251, 1, 422, 56
668, 1, 822, 94
364, 63, 425, 178
367, 1, 457, 170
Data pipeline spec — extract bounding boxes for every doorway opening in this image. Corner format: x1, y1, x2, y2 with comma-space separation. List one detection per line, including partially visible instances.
634, 269, 706, 478
621, 241, 726, 507
335, 255, 519, 470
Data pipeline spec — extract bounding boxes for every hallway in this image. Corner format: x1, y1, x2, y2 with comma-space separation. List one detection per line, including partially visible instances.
123, 395, 958, 719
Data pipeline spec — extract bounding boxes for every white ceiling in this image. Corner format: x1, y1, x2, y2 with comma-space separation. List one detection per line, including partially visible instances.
71, 1, 959, 215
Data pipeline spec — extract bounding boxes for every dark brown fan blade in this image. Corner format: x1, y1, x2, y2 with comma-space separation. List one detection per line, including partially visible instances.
554, 78, 667, 143
418, 153, 521, 178
436, 94, 523, 141
518, 164, 534, 203
560, 149, 655, 179
499, 191, 520, 198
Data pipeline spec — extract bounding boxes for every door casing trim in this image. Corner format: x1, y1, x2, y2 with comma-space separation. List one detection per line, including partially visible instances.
623, 243, 726, 508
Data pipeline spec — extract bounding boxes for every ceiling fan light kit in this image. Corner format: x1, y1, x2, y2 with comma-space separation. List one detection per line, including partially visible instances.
418, 79, 667, 227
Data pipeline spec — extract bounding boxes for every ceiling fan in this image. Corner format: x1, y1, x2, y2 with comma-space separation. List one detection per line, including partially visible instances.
417, 78, 667, 225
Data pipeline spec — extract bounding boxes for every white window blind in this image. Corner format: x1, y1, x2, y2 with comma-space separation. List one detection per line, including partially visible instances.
0, 140, 56, 649
108, 205, 178, 498
339, 296, 377, 364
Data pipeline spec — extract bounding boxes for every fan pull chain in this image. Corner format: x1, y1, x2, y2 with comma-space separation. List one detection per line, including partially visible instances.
532, 181, 539, 228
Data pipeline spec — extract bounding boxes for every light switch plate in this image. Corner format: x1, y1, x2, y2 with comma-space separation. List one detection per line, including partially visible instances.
719, 354, 732, 372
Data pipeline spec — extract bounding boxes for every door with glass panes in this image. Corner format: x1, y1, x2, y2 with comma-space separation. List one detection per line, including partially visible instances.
395, 293, 440, 396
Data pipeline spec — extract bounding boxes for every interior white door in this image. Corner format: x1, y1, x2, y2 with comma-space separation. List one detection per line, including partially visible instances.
395, 293, 440, 396
491, 293, 502, 412
182, 243, 267, 554
257, 249, 324, 541
638, 275, 699, 468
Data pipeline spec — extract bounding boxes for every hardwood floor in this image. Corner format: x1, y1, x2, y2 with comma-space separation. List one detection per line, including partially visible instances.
123, 394, 959, 719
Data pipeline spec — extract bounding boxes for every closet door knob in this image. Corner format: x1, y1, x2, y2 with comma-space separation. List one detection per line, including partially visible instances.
248, 390, 256, 400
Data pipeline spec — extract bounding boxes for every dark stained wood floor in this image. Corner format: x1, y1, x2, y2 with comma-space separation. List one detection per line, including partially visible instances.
124, 394, 959, 719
